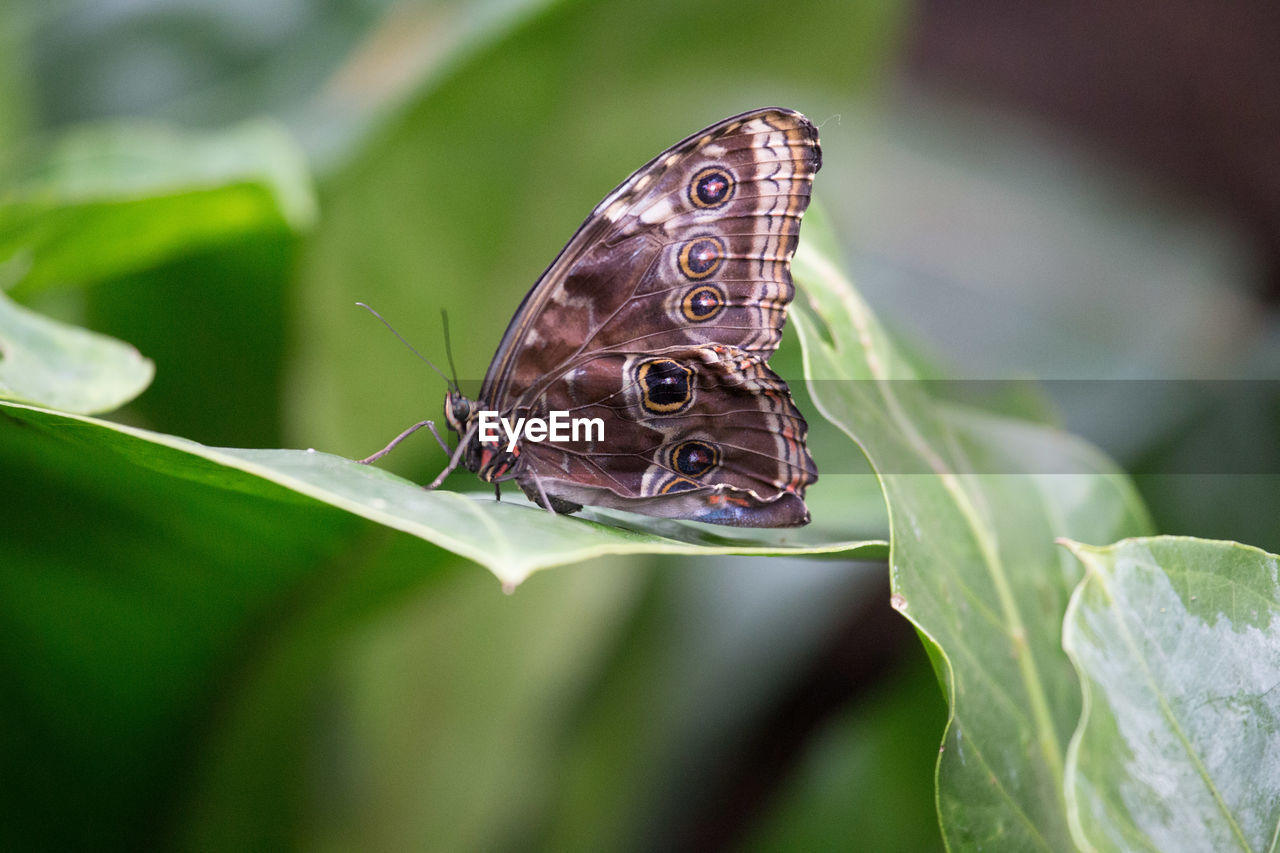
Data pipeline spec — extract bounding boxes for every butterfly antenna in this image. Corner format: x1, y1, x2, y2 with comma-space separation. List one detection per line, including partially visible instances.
356, 302, 456, 391
441, 309, 462, 394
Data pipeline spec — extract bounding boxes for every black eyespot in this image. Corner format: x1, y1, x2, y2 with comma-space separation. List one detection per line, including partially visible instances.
660, 476, 700, 494
690, 166, 735, 209
669, 440, 719, 478
681, 284, 726, 322
635, 358, 693, 414
677, 236, 725, 280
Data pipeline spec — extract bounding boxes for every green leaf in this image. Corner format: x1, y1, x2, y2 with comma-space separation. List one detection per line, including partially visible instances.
791, 205, 1153, 850
0, 401, 884, 588
0, 289, 152, 413
0, 119, 315, 292
1060, 536, 1280, 853
0, 387, 364, 853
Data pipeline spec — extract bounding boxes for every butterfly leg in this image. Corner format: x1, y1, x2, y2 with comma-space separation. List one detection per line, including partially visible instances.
358, 419, 449, 464
528, 468, 558, 516
425, 422, 477, 489
425, 422, 453, 453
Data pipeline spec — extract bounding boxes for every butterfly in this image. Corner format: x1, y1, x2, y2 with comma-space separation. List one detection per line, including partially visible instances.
364, 108, 821, 527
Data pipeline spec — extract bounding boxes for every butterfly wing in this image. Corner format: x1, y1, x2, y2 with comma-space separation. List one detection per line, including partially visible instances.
518, 344, 817, 526
481, 107, 820, 403
480, 108, 820, 526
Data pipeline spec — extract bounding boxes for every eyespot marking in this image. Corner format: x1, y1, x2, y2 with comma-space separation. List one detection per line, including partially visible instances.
677, 236, 725, 280
659, 476, 700, 494
635, 358, 693, 414
669, 440, 719, 478
689, 166, 734, 209
680, 284, 726, 322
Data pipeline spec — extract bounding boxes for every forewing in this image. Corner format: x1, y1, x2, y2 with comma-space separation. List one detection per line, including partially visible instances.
481, 108, 821, 408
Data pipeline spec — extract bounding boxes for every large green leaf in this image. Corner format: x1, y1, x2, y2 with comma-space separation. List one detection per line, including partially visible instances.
791, 206, 1153, 850
0, 288, 152, 412
1060, 537, 1280, 853
0, 119, 315, 293
0, 401, 884, 588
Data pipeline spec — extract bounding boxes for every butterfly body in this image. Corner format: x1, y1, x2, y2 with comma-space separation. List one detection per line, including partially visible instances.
440, 108, 821, 527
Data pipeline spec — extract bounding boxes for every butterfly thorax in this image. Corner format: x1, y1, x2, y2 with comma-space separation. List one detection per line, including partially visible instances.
443, 389, 523, 482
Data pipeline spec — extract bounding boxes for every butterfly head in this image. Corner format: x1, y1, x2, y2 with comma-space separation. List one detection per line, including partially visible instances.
443, 389, 522, 482
443, 389, 474, 435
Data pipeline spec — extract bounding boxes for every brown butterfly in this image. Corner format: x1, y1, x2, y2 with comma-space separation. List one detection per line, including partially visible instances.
364, 108, 820, 527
